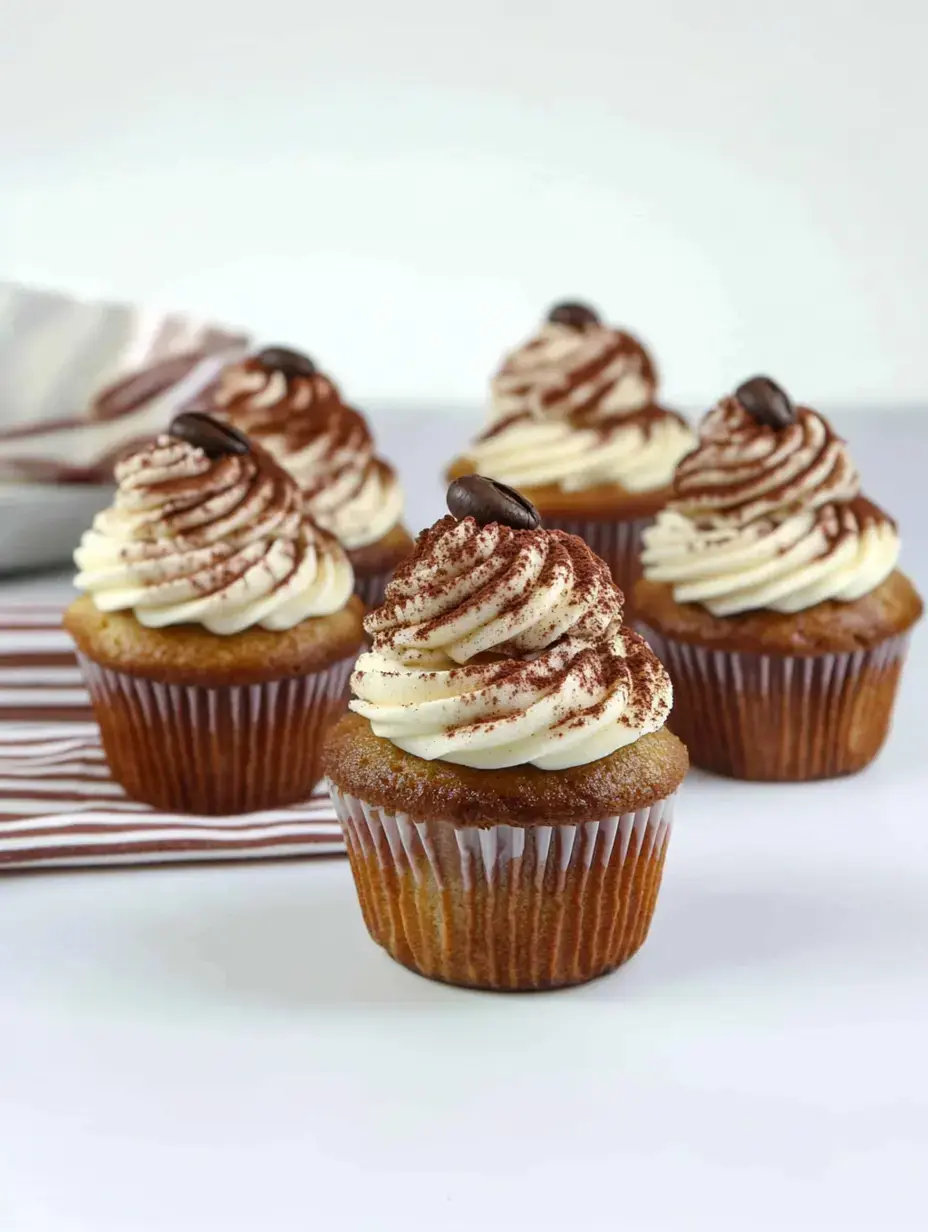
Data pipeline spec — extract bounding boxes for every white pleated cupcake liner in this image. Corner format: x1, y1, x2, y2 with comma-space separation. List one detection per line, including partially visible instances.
639, 625, 911, 780
328, 783, 677, 990
78, 653, 356, 815
539, 515, 651, 615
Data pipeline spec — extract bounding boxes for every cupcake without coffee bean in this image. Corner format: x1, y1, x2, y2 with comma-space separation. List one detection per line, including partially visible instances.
64, 412, 365, 814
205, 346, 413, 608
446, 301, 696, 617
324, 475, 688, 991
636, 377, 923, 781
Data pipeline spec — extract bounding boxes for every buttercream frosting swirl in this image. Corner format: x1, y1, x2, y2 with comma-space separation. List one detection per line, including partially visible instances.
211, 355, 403, 550
74, 431, 354, 633
491, 320, 658, 422
350, 514, 672, 769
468, 408, 695, 494
642, 392, 900, 615
464, 315, 694, 494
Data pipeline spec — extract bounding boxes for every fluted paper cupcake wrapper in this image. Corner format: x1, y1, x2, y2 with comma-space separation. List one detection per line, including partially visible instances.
639, 627, 911, 781
538, 516, 650, 618
328, 784, 677, 990
78, 654, 356, 815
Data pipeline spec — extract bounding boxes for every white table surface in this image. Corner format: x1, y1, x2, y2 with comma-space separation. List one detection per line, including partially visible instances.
1, 409, 926, 1232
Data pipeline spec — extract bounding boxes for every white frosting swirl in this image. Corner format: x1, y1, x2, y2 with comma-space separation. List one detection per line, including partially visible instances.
490, 322, 657, 422
468, 410, 695, 493
350, 515, 672, 769
213, 361, 404, 550
465, 317, 694, 494
672, 397, 860, 523
642, 394, 900, 615
74, 434, 354, 633
643, 501, 898, 616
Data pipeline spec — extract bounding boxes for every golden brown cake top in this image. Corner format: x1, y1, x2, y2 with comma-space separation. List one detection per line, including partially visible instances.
65, 593, 366, 686
325, 712, 688, 826
635, 571, 923, 655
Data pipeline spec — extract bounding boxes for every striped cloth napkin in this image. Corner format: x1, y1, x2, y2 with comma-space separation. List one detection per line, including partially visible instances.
0, 604, 345, 871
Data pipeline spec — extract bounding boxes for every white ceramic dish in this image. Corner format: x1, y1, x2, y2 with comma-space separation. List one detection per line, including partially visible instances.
0, 481, 113, 574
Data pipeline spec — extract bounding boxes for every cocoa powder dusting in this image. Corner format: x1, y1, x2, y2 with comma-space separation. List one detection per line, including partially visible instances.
361, 508, 670, 755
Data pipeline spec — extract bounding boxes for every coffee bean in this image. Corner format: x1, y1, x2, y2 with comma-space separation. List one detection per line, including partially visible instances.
735, 376, 796, 429
547, 301, 601, 329
170, 412, 251, 458
447, 475, 541, 530
254, 346, 316, 379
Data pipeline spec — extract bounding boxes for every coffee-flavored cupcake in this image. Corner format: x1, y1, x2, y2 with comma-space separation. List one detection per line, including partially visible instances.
64, 412, 365, 814
324, 475, 689, 991
636, 377, 923, 781
207, 346, 413, 608
446, 302, 695, 618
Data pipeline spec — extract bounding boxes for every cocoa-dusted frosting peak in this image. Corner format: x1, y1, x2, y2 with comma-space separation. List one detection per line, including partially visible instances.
672, 390, 859, 523
349, 504, 673, 771
73, 418, 354, 633
642, 384, 901, 616
210, 349, 403, 550
461, 307, 695, 496
491, 316, 658, 423
211, 348, 342, 447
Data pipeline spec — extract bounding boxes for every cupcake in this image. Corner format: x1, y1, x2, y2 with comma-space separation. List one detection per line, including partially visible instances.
205, 346, 413, 608
636, 377, 923, 781
446, 301, 695, 618
64, 411, 365, 815
324, 474, 688, 991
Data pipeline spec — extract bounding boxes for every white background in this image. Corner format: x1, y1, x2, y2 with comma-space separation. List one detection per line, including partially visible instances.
1, 0, 927, 409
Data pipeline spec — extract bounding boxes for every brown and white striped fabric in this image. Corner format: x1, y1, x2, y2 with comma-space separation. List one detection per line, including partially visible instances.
0, 605, 345, 871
